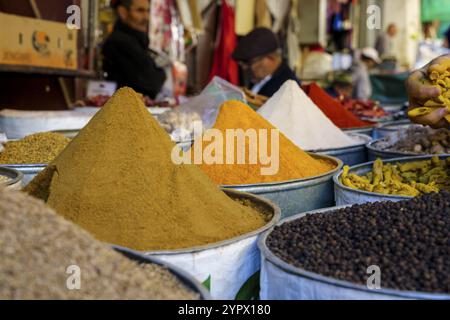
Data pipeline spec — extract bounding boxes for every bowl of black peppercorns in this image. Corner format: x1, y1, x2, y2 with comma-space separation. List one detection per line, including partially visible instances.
258, 191, 450, 300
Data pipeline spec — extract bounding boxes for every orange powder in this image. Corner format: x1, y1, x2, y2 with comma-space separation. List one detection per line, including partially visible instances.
194, 100, 336, 185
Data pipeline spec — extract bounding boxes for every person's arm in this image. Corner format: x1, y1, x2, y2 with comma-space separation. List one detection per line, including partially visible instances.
103, 38, 166, 98
406, 54, 450, 128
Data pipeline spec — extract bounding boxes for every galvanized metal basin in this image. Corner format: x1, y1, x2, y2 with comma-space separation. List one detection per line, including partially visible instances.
366, 138, 448, 161
113, 246, 211, 300
176, 139, 194, 152
310, 133, 372, 166
258, 206, 450, 300
373, 119, 411, 140
1, 164, 46, 186
52, 129, 79, 139
222, 154, 343, 219
0, 137, 192, 186
0, 166, 23, 190
334, 155, 449, 206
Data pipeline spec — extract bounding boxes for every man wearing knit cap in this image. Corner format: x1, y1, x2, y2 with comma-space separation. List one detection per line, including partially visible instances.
232, 27, 301, 97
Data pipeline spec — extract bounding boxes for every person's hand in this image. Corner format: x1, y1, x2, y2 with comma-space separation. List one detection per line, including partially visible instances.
406, 55, 450, 128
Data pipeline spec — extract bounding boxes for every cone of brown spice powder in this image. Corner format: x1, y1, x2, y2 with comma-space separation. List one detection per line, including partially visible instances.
25, 87, 267, 251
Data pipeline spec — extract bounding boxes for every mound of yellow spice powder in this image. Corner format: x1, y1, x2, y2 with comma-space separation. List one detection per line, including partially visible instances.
195, 100, 336, 185
25, 88, 266, 251
0, 132, 70, 164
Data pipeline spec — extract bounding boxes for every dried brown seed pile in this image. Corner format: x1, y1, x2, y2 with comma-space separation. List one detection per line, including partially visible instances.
0, 188, 199, 300
0, 132, 70, 164
267, 191, 450, 294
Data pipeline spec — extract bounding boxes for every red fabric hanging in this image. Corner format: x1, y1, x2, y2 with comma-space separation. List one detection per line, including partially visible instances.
208, 1, 239, 84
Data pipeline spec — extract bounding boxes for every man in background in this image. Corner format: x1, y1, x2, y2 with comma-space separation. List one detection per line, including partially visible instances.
375, 23, 398, 59
351, 47, 381, 100
406, 54, 449, 129
232, 28, 301, 98
102, 0, 166, 99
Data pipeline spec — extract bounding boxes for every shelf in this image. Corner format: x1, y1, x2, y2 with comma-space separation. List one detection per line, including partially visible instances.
0, 64, 97, 78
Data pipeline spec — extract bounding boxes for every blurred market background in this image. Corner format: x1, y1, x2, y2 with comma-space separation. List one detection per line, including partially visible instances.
0, 0, 448, 111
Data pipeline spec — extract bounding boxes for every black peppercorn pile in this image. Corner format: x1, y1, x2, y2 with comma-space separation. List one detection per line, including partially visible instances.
267, 191, 450, 294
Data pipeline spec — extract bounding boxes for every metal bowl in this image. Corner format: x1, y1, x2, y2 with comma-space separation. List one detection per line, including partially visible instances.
366, 138, 448, 161
334, 155, 449, 206
223, 154, 343, 218
373, 119, 411, 140
0, 166, 23, 190
342, 126, 375, 138
145, 188, 280, 255
259, 206, 450, 300
310, 133, 372, 166
1, 164, 46, 186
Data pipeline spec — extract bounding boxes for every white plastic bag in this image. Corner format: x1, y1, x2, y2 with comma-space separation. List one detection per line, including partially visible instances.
174, 77, 246, 134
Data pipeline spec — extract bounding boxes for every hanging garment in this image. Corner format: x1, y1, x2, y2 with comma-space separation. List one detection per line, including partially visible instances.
255, 0, 272, 29
235, 0, 256, 36
287, 0, 301, 72
208, 1, 239, 85
265, 0, 290, 33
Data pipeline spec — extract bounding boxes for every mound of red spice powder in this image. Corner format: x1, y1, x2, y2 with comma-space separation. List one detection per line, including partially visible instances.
303, 83, 374, 129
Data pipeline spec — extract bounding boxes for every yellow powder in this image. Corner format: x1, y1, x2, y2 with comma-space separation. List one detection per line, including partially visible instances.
25, 88, 267, 251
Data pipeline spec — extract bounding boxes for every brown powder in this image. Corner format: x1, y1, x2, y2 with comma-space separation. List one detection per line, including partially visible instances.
25, 87, 266, 251
195, 100, 336, 185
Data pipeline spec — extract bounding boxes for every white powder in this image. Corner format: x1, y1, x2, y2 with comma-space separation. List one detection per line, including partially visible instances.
258, 80, 358, 151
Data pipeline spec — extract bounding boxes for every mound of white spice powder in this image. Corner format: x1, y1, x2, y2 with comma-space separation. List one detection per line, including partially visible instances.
258, 81, 359, 151
0, 188, 199, 300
